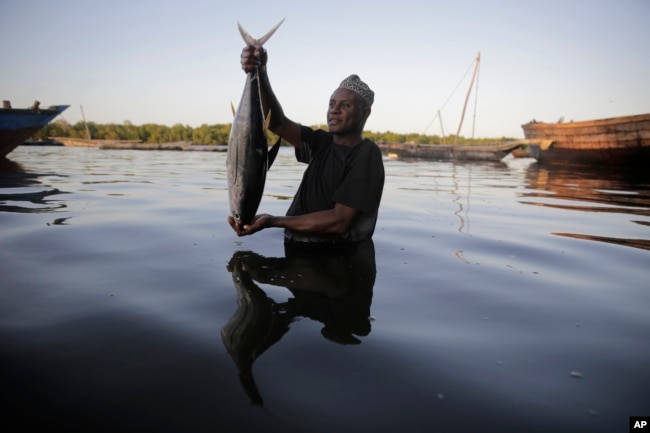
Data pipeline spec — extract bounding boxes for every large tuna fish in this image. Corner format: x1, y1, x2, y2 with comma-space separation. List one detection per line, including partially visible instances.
227, 19, 284, 226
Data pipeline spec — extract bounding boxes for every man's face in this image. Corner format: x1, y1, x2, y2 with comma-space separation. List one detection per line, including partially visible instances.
327, 88, 368, 136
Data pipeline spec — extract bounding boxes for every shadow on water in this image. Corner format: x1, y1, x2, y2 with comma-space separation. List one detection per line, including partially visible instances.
221, 240, 376, 406
0, 157, 68, 213
521, 162, 650, 250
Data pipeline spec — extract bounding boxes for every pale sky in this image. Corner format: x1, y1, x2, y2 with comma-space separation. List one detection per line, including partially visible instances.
2, 0, 648, 138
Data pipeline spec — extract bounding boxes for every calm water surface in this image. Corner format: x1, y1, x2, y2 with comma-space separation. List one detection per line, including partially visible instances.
1, 146, 649, 433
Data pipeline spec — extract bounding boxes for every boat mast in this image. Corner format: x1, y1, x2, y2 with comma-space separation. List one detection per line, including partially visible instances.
80, 105, 91, 140
438, 110, 446, 145
454, 52, 480, 144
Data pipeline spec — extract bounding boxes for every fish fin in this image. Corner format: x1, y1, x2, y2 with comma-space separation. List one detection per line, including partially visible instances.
237, 18, 285, 47
263, 109, 272, 132
264, 111, 280, 169
267, 136, 282, 169
230, 101, 236, 117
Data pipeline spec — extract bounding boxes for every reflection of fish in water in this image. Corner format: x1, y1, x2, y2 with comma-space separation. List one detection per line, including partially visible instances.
220, 241, 376, 406
221, 251, 293, 406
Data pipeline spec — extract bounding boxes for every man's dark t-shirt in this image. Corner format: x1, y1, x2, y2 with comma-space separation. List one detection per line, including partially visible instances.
285, 126, 385, 243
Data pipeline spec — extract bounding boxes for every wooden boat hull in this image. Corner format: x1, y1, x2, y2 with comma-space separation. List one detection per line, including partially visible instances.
0, 104, 68, 157
511, 146, 532, 158
378, 142, 522, 162
51, 137, 143, 147
521, 113, 650, 166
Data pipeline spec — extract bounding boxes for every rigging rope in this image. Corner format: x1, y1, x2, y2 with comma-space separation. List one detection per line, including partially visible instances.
423, 53, 481, 140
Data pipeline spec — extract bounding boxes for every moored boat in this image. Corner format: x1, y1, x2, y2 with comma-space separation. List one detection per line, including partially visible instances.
397, 53, 531, 162
0, 100, 69, 158
378, 141, 523, 162
521, 113, 650, 166
50, 137, 143, 147
511, 145, 532, 158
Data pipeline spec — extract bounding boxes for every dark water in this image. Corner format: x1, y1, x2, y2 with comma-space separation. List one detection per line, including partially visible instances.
1, 146, 648, 433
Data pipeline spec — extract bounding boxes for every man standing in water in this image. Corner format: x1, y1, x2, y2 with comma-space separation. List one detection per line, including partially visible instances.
228, 45, 385, 244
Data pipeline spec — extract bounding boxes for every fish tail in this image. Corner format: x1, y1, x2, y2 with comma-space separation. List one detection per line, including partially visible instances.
237, 18, 285, 47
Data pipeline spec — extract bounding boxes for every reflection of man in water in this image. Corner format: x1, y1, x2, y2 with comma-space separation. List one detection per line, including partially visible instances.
221, 240, 376, 405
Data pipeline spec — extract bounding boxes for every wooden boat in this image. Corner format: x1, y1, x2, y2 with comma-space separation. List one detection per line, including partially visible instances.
382, 53, 525, 162
378, 141, 523, 161
97, 141, 227, 151
511, 145, 532, 158
0, 100, 68, 158
521, 113, 650, 166
50, 105, 142, 148
50, 137, 143, 147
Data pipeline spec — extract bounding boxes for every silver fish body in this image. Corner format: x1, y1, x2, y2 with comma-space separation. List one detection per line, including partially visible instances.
227, 20, 284, 226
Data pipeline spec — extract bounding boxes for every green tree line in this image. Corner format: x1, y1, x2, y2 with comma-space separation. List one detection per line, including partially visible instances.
35, 119, 515, 146
36, 119, 233, 145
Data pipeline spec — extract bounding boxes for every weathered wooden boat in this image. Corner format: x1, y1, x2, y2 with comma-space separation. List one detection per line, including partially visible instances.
521, 113, 650, 166
50, 137, 143, 147
97, 141, 227, 151
50, 105, 143, 148
0, 100, 68, 158
378, 141, 524, 162
511, 145, 532, 158
400, 53, 525, 162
